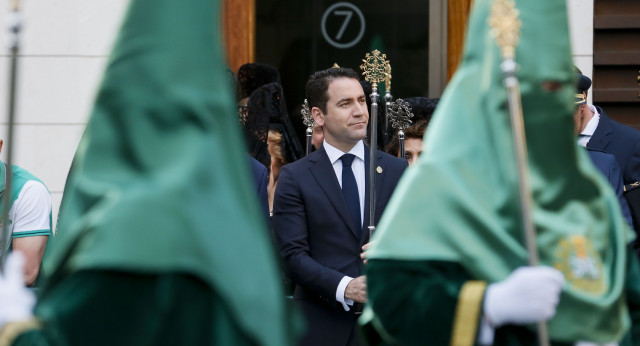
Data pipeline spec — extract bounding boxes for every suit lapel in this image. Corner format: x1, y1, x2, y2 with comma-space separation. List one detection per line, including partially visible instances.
309, 147, 360, 239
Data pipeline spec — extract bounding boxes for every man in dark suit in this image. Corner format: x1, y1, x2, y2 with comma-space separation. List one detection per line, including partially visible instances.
574, 92, 633, 228
248, 155, 269, 222
587, 149, 633, 228
574, 71, 640, 185
272, 67, 407, 346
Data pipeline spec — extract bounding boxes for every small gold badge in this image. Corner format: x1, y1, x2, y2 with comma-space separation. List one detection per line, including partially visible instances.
376, 166, 383, 173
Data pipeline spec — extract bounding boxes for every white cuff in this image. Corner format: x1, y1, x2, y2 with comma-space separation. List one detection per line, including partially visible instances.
336, 276, 354, 311
477, 316, 495, 345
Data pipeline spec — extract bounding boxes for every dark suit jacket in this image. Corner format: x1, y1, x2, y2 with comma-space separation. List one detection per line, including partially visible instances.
587, 107, 640, 185
248, 155, 269, 223
587, 149, 633, 229
273, 145, 407, 346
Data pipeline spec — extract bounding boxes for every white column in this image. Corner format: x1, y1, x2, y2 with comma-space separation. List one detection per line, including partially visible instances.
567, 0, 594, 103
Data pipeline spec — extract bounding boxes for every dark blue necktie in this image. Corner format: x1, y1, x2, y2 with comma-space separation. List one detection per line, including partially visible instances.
340, 154, 361, 231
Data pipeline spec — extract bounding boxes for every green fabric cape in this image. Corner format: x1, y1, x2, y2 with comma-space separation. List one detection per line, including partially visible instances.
38, 0, 294, 345
368, 0, 634, 342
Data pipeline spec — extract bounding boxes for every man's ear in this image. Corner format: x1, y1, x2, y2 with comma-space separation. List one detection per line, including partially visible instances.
312, 107, 325, 126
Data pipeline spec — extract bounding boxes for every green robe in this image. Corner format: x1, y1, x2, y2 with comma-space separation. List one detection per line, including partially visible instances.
365, 0, 637, 344
13, 271, 259, 346
3, 0, 298, 344
366, 247, 640, 345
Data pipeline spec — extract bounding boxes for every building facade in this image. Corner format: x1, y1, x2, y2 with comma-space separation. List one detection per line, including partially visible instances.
0, 0, 609, 227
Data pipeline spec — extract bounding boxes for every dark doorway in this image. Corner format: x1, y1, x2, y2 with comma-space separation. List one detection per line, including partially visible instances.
256, 1, 431, 144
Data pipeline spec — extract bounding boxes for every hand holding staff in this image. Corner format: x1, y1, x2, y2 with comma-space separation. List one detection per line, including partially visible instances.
489, 0, 549, 345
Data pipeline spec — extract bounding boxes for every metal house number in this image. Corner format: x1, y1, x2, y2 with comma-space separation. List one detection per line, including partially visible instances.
321, 2, 366, 49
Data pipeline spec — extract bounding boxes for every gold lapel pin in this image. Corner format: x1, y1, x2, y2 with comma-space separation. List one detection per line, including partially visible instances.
376, 166, 383, 173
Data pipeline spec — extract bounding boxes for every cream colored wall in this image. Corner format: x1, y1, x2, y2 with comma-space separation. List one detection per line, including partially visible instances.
0, 1, 128, 230
568, 0, 594, 103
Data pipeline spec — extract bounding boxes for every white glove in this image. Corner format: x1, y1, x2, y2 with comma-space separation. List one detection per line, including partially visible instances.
0, 252, 36, 330
483, 266, 565, 327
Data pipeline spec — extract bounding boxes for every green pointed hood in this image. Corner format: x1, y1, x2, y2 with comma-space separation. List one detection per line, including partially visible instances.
369, 0, 633, 342
40, 0, 294, 344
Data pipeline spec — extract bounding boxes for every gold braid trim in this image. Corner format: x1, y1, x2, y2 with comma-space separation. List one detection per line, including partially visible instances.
450, 281, 487, 346
0, 319, 41, 346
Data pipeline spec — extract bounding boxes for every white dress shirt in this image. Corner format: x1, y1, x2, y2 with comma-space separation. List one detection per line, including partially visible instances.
323, 139, 365, 311
577, 104, 600, 147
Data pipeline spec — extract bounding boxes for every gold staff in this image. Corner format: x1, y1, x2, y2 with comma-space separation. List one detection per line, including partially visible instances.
489, 0, 549, 345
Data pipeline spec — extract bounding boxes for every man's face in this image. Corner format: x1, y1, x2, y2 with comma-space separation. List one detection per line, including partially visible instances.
402, 137, 423, 166
573, 104, 586, 135
312, 77, 368, 151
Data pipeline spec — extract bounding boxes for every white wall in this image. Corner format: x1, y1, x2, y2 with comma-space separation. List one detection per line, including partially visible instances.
567, 0, 594, 103
0, 0, 129, 230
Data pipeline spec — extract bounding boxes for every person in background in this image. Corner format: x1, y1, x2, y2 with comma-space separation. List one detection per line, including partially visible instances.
574, 93, 634, 230
0, 139, 51, 287
249, 155, 270, 222
248, 82, 304, 214
575, 68, 640, 186
385, 121, 427, 166
267, 130, 286, 214
311, 123, 324, 151
385, 97, 438, 166
236, 63, 280, 108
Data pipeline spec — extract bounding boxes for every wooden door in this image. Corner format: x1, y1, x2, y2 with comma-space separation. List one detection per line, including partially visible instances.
222, 0, 255, 72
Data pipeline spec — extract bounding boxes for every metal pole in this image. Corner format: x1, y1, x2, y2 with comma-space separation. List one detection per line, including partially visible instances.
360, 49, 389, 239
383, 89, 392, 149
368, 84, 379, 239
489, 1, 547, 343
398, 130, 405, 159
305, 127, 312, 156
501, 58, 548, 346
1, 0, 23, 267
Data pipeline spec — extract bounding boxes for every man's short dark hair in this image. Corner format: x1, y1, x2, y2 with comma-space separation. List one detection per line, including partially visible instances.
385, 120, 429, 157
305, 67, 360, 114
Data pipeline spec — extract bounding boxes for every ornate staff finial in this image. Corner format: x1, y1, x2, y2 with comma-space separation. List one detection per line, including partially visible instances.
302, 99, 315, 156
359, 49, 390, 238
301, 99, 314, 127
360, 49, 389, 88
388, 98, 413, 159
388, 99, 413, 131
488, 0, 521, 60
